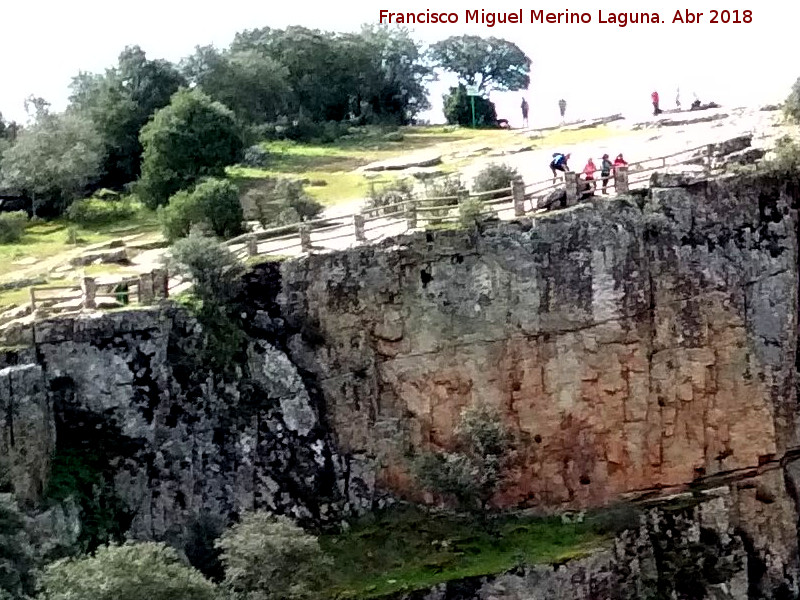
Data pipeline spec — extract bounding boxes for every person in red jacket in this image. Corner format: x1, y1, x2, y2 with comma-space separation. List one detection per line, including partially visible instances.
613, 153, 628, 171
651, 91, 661, 116
583, 158, 597, 191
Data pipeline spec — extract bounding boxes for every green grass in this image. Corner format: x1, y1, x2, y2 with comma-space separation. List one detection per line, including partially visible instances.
320, 505, 626, 599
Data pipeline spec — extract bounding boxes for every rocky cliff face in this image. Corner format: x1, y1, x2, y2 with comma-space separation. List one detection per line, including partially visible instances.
278, 172, 799, 512
0, 308, 378, 550
2, 170, 800, 597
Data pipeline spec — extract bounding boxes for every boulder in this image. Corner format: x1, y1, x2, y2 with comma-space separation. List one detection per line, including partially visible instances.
70, 248, 129, 267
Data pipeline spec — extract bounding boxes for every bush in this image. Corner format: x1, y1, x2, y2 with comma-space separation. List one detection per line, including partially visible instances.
166, 231, 245, 373
472, 163, 520, 199
216, 512, 332, 600
784, 78, 800, 123
420, 175, 465, 224
159, 178, 244, 242
38, 541, 216, 600
241, 145, 270, 168
244, 179, 323, 229
366, 179, 414, 215
0, 212, 27, 244
458, 196, 486, 228
414, 403, 515, 511
66, 196, 139, 226
767, 135, 800, 175
442, 86, 497, 127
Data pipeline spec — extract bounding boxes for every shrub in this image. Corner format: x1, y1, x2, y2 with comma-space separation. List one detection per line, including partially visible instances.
784, 77, 800, 123
165, 231, 245, 373
216, 512, 332, 600
0, 212, 28, 244
241, 145, 270, 168
458, 196, 487, 229
66, 196, 139, 226
38, 541, 215, 600
414, 403, 514, 511
420, 175, 465, 224
366, 179, 414, 215
767, 135, 800, 175
159, 178, 244, 242
244, 179, 323, 229
472, 163, 520, 200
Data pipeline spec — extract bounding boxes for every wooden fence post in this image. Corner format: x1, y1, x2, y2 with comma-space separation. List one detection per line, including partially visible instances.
152, 268, 169, 299
353, 213, 366, 242
615, 166, 629, 194
299, 224, 312, 252
29, 288, 37, 313
512, 179, 525, 217
138, 272, 155, 305
405, 199, 417, 230
565, 172, 579, 206
246, 234, 258, 257
82, 276, 97, 310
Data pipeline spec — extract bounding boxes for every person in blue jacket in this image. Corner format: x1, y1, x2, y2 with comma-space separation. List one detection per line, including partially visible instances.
550, 152, 570, 183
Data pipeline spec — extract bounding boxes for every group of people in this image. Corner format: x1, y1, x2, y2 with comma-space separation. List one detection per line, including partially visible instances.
549, 152, 628, 195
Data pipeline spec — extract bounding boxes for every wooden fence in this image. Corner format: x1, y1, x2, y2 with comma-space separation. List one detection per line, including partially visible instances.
19, 138, 750, 318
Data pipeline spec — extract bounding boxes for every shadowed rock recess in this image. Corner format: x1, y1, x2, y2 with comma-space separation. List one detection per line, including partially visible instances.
2, 170, 800, 597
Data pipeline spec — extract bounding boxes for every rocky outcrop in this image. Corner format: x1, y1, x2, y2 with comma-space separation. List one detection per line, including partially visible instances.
277, 171, 799, 512
2, 307, 377, 550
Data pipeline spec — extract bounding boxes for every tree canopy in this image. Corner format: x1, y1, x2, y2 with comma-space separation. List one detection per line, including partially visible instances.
137, 88, 243, 208
0, 112, 104, 215
68, 45, 186, 189
429, 35, 531, 93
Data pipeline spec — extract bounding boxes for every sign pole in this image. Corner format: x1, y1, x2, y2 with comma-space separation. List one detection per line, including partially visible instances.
470, 95, 476, 128
466, 85, 480, 128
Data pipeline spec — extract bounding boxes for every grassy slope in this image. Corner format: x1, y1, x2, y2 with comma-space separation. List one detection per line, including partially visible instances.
229, 125, 629, 206
321, 505, 621, 599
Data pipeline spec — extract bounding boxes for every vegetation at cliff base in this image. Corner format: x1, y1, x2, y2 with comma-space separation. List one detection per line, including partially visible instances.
320, 504, 622, 599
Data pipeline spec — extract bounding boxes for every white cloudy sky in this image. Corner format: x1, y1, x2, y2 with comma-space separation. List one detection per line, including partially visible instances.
1, 0, 797, 128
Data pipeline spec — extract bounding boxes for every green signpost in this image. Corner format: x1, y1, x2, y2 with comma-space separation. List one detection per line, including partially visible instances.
466, 85, 480, 128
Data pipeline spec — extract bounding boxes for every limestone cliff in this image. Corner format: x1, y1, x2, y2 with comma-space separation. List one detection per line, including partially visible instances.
278, 172, 799, 512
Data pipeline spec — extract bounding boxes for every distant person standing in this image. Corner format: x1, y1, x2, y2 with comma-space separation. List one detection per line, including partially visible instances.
558, 98, 567, 122
583, 158, 597, 191
600, 154, 613, 194
651, 90, 662, 116
521, 97, 529, 127
675, 87, 681, 110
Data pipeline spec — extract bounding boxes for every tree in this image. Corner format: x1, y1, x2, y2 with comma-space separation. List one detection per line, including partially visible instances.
0, 112, 103, 216
442, 85, 497, 126
429, 36, 531, 93
414, 403, 514, 511
137, 88, 243, 209
38, 541, 215, 600
159, 178, 244, 242
165, 231, 246, 373
215, 512, 331, 600
182, 45, 290, 125
784, 77, 800, 122
69, 46, 186, 189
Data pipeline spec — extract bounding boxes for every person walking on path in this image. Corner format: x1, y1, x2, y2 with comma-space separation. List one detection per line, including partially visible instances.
558, 98, 567, 123
651, 90, 661, 116
521, 97, 529, 127
600, 154, 613, 194
583, 158, 597, 191
550, 152, 570, 183
676, 87, 681, 110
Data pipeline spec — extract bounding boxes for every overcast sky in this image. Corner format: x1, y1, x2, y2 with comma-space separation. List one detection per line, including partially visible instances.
2, 0, 797, 128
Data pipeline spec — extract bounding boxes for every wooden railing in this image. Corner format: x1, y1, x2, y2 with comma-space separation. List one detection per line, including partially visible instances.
16, 137, 753, 320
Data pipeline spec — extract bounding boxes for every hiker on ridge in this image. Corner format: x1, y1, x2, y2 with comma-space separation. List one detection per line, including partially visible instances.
550, 152, 570, 183
558, 98, 567, 123
651, 90, 661, 116
521, 97, 529, 127
600, 154, 613, 194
